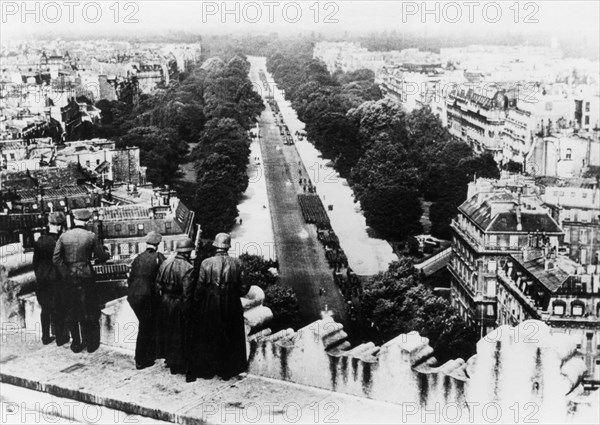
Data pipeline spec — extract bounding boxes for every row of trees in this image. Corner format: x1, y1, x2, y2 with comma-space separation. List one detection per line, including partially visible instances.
267, 45, 499, 240
266, 42, 483, 360
189, 56, 264, 238
91, 55, 264, 239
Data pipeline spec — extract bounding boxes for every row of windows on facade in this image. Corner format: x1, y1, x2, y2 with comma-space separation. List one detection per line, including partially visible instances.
106, 221, 173, 236
551, 300, 600, 317
551, 187, 592, 198
106, 238, 181, 257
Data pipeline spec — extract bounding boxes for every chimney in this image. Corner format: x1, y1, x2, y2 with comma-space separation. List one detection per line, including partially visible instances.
544, 257, 556, 271
516, 193, 523, 231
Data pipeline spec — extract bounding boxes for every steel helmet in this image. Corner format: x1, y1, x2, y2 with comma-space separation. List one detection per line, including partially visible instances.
175, 237, 194, 253
213, 233, 231, 249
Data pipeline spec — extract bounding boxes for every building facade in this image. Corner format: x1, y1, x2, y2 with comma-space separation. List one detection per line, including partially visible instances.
449, 180, 563, 337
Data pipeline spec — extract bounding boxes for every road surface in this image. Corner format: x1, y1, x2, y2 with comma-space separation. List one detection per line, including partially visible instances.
248, 62, 348, 328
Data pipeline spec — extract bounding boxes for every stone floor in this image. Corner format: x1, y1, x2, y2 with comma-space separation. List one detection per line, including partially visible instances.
0, 331, 408, 424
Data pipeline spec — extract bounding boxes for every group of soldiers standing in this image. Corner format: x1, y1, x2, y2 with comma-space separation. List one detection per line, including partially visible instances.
33, 210, 250, 382
34, 209, 109, 353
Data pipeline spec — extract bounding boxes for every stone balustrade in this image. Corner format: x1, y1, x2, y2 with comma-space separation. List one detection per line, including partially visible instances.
1, 246, 274, 354
247, 318, 598, 423
1, 244, 598, 423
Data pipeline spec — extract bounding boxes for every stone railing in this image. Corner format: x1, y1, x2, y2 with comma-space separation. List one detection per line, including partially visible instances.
247, 317, 598, 423
1, 245, 273, 353
2, 244, 598, 423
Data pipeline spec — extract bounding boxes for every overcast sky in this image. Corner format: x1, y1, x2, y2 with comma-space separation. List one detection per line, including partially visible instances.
1, 1, 599, 40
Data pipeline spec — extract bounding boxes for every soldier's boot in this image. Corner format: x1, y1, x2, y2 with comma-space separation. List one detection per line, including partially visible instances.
54, 316, 70, 346
69, 322, 85, 353
83, 320, 101, 353
40, 308, 54, 345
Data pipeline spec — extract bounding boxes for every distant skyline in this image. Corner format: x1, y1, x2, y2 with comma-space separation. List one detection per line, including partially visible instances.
1, 0, 598, 40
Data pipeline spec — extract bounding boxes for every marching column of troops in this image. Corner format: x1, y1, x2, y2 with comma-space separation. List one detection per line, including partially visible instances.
33, 210, 250, 382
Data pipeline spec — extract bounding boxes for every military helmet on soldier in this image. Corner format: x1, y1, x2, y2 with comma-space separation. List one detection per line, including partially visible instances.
175, 238, 194, 253
213, 233, 231, 249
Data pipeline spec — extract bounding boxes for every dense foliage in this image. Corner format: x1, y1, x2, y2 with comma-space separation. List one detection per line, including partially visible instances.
356, 258, 478, 363
92, 55, 264, 239
239, 254, 300, 332
266, 45, 499, 240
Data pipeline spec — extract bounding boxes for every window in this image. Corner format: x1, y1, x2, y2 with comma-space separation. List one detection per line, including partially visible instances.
487, 304, 494, 316
583, 192, 588, 198
137, 223, 144, 235
128, 224, 136, 235
566, 149, 572, 160
165, 222, 171, 232
585, 116, 590, 125
487, 280, 496, 297
586, 102, 590, 112
510, 235, 519, 248
96, 159, 100, 165
553, 301, 565, 315
488, 261, 497, 273
572, 302, 584, 316
489, 235, 497, 246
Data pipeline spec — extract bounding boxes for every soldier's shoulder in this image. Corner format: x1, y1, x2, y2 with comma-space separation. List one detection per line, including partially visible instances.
201, 256, 218, 266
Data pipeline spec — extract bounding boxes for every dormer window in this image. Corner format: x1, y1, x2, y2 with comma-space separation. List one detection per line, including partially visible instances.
572, 301, 585, 316
552, 301, 566, 315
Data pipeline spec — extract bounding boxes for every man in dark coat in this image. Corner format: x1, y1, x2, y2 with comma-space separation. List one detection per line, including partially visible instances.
33, 212, 67, 345
53, 209, 109, 353
155, 238, 195, 375
189, 233, 250, 381
127, 231, 165, 369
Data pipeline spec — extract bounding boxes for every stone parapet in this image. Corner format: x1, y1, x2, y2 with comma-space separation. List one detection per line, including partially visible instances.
1, 243, 598, 423
248, 317, 598, 423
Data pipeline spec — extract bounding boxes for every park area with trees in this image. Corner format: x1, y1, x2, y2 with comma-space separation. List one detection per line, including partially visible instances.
266, 43, 500, 241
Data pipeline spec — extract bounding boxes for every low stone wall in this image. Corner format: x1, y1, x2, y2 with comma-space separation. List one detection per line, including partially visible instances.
2, 244, 598, 423
247, 317, 598, 423
2, 246, 273, 355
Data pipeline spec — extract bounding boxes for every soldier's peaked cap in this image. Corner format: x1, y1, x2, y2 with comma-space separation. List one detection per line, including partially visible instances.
48, 211, 66, 225
146, 231, 162, 245
72, 209, 93, 221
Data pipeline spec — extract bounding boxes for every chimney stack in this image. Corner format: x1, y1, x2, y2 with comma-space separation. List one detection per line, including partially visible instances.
516, 193, 523, 231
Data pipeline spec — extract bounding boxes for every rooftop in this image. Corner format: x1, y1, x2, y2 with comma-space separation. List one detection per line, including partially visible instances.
519, 256, 571, 292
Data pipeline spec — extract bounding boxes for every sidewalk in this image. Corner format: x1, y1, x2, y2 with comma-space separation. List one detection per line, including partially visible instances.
230, 135, 276, 261
247, 56, 397, 276
0, 331, 407, 424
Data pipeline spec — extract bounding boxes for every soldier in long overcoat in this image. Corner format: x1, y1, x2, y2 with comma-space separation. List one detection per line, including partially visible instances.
33, 212, 67, 345
155, 238, 195, 375
188, 233, 250, 381
127, 231, 165, 369
53, 209, 109, 353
